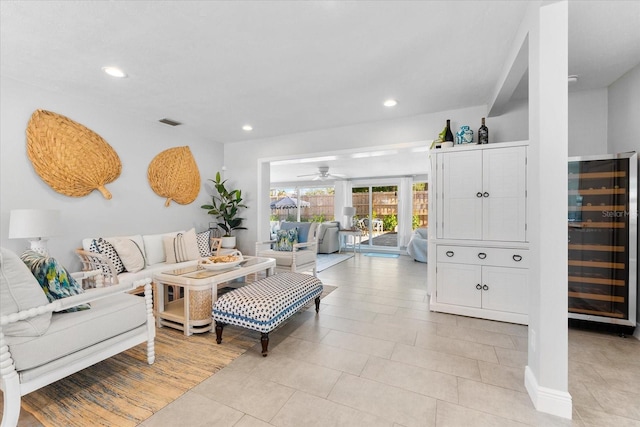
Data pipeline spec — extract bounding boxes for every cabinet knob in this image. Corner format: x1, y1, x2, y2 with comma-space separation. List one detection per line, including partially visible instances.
476, 192, 483, 198
476, 284, 482, 290
483, 192, 490, 198
446, 250, 454, 257
478, 252, 487, 259
513, 254, 523, 262
482, 284, 489, 291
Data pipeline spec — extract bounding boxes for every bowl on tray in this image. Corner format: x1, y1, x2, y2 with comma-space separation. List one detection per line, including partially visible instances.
199, 251, 244, 271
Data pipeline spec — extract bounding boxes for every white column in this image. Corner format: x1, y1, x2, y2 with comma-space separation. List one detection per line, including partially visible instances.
526, 0, 572, 419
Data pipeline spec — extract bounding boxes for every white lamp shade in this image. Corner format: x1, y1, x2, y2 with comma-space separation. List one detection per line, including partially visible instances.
8, 209, 61, 239
342, 207, 356, 216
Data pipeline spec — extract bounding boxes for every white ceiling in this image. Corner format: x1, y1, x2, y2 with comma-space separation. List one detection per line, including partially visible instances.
2, 1, 639, 184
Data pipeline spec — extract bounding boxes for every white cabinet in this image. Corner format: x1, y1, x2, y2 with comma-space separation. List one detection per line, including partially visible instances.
435, 145, 527, 242
428, 142, 530, 325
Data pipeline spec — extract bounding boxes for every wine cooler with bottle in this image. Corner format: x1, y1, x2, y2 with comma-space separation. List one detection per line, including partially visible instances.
568, 152, 637, 329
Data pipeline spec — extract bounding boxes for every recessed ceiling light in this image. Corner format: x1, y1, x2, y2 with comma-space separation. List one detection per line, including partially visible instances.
383, 99, 398, 107
568, 75, 579, 84
242, 124, 253, 131
102, 66, 127, 78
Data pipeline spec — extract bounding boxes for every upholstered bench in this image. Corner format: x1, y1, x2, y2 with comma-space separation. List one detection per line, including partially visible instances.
212, 272, 323, 356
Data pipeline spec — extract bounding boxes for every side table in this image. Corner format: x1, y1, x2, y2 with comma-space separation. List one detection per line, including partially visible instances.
339, 229, 362, 253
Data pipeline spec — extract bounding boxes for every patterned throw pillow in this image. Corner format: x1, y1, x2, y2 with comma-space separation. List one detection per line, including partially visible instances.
20, 250, 90, 312
196, 230, 211, 257
94, 238, 126, 274
275, 228, 298, 251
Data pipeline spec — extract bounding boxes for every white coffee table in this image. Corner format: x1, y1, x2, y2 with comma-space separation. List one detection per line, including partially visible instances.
153, 256, 276, 336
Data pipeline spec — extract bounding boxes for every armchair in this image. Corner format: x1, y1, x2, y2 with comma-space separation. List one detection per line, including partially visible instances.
406, 228, 428, 262
255, 221, 319, 276
0, 247, 155, 427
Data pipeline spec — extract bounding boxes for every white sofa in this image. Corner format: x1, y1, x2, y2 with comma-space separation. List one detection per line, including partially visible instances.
77, 228, 213, 285
317, 221, 340, 254
0, 247, 155, 427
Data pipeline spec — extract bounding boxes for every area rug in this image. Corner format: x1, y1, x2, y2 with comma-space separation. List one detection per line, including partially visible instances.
363, 252, 399, 258
316, 252, 354, 272
16, 284, 338, 427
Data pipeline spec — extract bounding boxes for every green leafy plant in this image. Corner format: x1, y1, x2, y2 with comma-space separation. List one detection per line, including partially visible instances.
383, 214, 397, 231
201, 172, 247, 237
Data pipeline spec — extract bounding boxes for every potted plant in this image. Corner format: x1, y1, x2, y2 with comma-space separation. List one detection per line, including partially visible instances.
201, 172, 247, 248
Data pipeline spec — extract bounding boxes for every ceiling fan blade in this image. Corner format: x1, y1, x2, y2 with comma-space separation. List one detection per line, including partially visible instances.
297, 172, 320, 177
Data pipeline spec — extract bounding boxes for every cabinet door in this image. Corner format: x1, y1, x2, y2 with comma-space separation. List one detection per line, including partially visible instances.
481, 266, 528, 314
442, 151, 483, 240
436, 262, 482, 308
483, 147, 527, 241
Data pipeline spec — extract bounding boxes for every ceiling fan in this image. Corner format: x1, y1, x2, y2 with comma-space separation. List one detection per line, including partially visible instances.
297, 166, 347, 181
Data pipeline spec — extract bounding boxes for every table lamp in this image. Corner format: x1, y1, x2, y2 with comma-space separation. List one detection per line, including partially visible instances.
8, 209, 61, 256
342, 207, 356, 230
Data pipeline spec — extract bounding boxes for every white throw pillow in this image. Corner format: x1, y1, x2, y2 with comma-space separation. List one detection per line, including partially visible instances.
163, 228, 201, 263
107, 237, 146, 273
143, 231, 182, 266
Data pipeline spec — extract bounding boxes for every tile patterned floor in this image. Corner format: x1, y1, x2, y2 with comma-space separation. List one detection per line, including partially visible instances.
138, 254, 639, 427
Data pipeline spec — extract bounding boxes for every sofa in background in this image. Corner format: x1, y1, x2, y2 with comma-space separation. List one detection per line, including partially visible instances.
316, 221, 340, 254
0, 247, 155, 427
76, 227, 216, 286
406, 228, 428, 262
256, 221, 319, 276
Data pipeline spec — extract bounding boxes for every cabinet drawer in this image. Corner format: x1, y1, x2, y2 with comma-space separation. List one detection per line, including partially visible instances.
437, 245, 529, 268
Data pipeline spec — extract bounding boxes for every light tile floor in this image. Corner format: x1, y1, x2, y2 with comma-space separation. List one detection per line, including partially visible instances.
141, 254, 640, 427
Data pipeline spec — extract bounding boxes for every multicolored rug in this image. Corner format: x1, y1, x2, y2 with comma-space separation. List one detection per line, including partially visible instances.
19, 326, 256, 427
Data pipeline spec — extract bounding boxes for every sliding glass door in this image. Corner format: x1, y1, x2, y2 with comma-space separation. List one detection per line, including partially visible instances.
352, 184, 398, 249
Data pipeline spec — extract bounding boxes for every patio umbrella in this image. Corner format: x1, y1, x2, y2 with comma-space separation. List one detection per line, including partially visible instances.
270, 196, 310, 209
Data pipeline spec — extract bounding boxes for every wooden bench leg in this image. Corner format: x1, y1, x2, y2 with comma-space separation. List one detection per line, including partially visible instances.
315, 296, 320, 313
215, 322, 226, 344
261, 333, 269, 357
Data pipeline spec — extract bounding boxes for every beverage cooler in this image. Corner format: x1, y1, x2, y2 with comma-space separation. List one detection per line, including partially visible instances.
567, 152, 637, 329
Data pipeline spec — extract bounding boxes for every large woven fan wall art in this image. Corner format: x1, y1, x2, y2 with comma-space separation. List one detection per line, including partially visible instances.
147, 146, 201, 207
26, 109, 122, 199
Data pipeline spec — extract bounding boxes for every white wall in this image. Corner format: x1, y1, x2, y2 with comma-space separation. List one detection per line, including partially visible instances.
568, 88, 608, 156
224, 104, 529, 255
608, 63, 640, 154
0, 77, 223, 269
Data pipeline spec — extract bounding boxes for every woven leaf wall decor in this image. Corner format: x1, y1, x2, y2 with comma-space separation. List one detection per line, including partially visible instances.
26, 109, 122, 199
147, 146, 201, 207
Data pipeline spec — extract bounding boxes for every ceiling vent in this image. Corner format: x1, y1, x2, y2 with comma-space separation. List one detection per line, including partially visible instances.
159, 118, 182, 126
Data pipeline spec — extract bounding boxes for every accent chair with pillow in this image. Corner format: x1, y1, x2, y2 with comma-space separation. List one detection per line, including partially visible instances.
255, 221, 319, 276
0, 247, 155, 427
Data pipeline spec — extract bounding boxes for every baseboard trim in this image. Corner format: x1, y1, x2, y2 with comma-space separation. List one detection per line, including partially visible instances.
524, 366, 573, 419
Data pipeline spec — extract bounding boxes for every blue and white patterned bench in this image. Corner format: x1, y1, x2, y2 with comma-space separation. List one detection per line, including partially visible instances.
212, 272, 323, 356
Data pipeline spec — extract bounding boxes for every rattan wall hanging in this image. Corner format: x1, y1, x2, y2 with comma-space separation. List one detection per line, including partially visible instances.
147, 146, 201, 207
26, 109, 122, 199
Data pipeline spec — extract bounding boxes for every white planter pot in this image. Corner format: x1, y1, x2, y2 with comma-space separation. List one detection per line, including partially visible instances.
221, 236, 236, 248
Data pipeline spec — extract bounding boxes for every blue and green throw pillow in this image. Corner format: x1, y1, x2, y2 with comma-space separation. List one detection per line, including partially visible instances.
20, 250, 90, 312
275, 228, 298, 251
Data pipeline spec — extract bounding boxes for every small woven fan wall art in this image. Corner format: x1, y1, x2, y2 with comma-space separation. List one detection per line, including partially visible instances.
147, 146, 201, 207
26, 109, 122, 199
